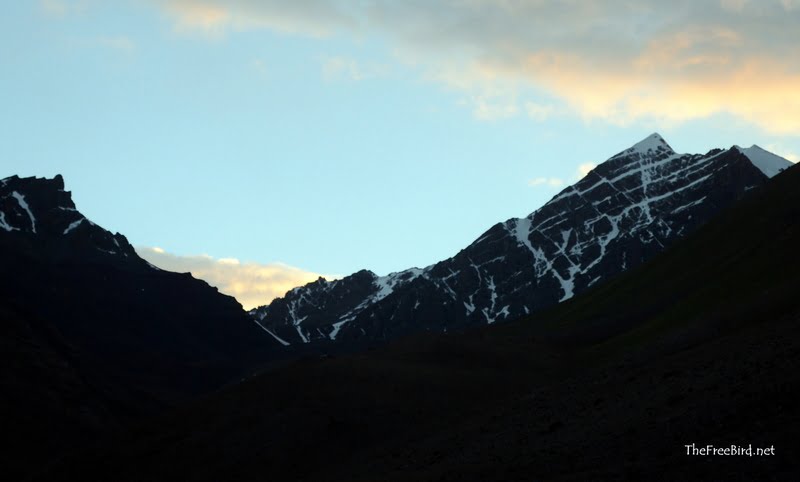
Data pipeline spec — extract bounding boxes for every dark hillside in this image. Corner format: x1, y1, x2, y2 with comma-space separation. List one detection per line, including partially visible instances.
40, 167, 800, 480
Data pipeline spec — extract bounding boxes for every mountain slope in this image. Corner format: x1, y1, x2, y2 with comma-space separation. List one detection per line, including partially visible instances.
252, 134, 792, 345
44, 160, 800, 482
0, 174, 278, 478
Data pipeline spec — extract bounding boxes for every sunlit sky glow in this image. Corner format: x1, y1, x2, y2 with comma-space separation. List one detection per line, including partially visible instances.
2, 1, 798, 308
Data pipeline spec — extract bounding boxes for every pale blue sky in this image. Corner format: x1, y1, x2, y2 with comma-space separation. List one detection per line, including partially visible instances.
2, 1, 798, 307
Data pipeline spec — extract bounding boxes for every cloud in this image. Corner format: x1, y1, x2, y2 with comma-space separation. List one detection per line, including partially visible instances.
136, 246, 335, 310
524, 101, 555, 122
322, 56, 388, 82
40, 0, 88, 16
781, 0, 800, 10
577, 163, 598, 178
530, 162, 598, 189
528, 177, 564, 188
157, 0, 356, 37
766, 144, 800, 163
424, 58, 524, 121
154, 0, 800, 134
720, 0, 749, 12
470, 95, 519, 121
41, 0, 68, 15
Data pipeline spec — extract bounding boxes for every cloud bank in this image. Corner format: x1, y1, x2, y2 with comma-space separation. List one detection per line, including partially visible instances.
155, 0, 800, 134
136, 246, 333, 310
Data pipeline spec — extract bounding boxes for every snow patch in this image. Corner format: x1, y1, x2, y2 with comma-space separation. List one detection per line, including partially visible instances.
497, 305, 510, 319
464, 300, 476, 315
329, 318, 350, 340
372, 268, 424, 304
672, 196, 707, 214
295, 325, 309, 343
627, 133, 674, 156
63, 218, 84, 234
253, 321, 291, 346
144, 260, 162, 271
11, 192, 36, 233
513, 217, 536, 254
736, 145, 792, 178
0, 211, 17, 232
373, 275, 396, 301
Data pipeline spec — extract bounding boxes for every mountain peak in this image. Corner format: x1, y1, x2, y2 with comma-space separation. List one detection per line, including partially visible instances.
630, 132, 674, 155
251, 134, 779, 345
1, 174, 142, 263
733, 145, 793, 178
608, 133, 675, 161
1, 175, 74, 234
53, 173, 65, 190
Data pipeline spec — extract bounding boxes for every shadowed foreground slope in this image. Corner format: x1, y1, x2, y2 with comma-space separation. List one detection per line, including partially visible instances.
44, 165, 800, 481
0, 175, 277, 479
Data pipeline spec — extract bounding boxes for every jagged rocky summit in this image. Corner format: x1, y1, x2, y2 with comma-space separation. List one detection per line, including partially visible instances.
1, 174, 152, 264
250, 134, 792, 346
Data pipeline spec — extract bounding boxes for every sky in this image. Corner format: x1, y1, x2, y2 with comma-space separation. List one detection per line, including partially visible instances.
2, 1, 799, 309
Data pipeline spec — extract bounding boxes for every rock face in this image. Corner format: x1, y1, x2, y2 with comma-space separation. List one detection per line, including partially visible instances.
1, 174, 148, 263
0, 174, 279, 407
1, 174, 287, 479
250, 134, 792, 345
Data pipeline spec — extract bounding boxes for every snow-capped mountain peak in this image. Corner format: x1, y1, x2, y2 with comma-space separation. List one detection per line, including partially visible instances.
251, 136, 790, 346
734, 145, 793, 178
617, 132, 675, 158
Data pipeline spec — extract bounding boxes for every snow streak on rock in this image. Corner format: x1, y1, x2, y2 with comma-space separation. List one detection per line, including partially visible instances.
250, 135, 790, 345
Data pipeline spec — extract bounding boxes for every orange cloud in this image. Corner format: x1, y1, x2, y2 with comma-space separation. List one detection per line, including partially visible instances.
167, 2, 229, 32
506, 52, 800, 134
136, 246, 336, 310
157, 0, 355, 36
153, 1, 800, 133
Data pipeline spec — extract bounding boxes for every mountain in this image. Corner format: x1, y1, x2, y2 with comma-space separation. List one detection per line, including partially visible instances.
42, 157, 800, 482
250, 134, 792, 345
0, 174, 277, 479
